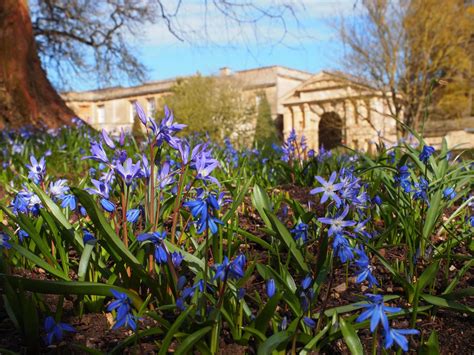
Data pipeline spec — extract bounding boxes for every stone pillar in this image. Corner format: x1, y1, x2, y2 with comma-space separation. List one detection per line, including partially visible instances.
293, 105, 304, 138
310, 104, 324, 152
283, 105, 293, 140
345, 100, 356, 148
303, 103, 317, 150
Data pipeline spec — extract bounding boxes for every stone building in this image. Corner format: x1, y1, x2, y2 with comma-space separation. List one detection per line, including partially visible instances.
63, 65, 474, 151
61, 66, 312, 133
282, 71, 397, 151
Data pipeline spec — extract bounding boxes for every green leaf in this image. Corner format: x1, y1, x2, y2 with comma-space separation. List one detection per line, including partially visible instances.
11, 244, 69, 280
0, 274, 143, 309
419, 331, 440, 355
174, 326, 212, 355
412, 261, 440, 303
256, 264, 301, 315
443, 260, 474, 295
257, 331, 292, 355
265, 211, 309, 273
364, 243, 413, 294
164, 240, 205, 275
423, 190, 442, 241
158, 305, 195, 355
78, 242, 96, 281
420, 294, 474, 314
222, 177, 253, 224
251, 184, 273, 228
236, 227, 273, 251
30, 184, 84, 248
73, 188, 155, 287
109, 327, 164, 354
251, 292, 283, 339
339, 317, 364, 355
300, 323, 331, 355
242, 326, 267, 342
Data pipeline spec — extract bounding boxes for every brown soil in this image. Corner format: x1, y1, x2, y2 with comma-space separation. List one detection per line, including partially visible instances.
0, 184, 472, 354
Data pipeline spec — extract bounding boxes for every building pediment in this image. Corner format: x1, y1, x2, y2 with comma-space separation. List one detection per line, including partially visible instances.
282, 71, 378, 106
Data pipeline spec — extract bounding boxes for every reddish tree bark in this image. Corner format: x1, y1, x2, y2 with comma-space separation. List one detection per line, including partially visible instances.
0, 0, 74, 129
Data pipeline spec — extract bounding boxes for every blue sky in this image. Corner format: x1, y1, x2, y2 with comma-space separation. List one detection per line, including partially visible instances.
71, 0, 357, 91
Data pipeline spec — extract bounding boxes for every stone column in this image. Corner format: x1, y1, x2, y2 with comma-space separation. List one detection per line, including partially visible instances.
283, 105, 293, 140
310, 104, 324, 152
303, 103, 317, 150
344, 100, 356, 148
293, 105, 304, 138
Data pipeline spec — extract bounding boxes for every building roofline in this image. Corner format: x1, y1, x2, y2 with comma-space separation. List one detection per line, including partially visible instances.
61, 65, 313, 102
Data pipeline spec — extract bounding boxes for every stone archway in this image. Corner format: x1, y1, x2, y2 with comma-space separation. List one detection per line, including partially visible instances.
318, 112, 343, 150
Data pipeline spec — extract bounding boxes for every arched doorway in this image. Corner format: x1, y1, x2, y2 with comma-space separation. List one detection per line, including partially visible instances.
318, 112, 343, 150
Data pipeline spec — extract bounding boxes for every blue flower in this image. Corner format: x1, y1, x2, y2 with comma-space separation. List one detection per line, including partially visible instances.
171, 251, 184, 267
135, 102, 148, 125
372, 195, 382, 206
318, 206, 356, 236
126, 208, 140, 223
354, 247, 378, 287
419, 145, 435, 164
11, 192, 29, 214
303, 317, 316, 328
228, 254, 246, 279
115, 158, 141, 186
184, 197, 223, 235
413, 177, 429, 202
291, 222, 309, 243
356, 294, 400, 332
26, 155, 46, 184
137, 231, 168, 264
353, 218, 372, 239
44, 316, 75, 345
100, 198, 116, 212
194, 151, 220, 185
86, 179, 112, 199
0, 232, 12, 249
310, 172, 344, 206
443, 187, 456, 200
60, 194, 77, 210
213, 257, 229, 281
83, 229, 96, 244
48, 179, 70, 198
18, 229, 29, 242
301, 275, 312, 290
387, 150, 396, 164
157, 162, 175, 189
83, 141, 109, 164
213, 255, 246, 281
384, 327, 419, 352
332, 233, 354, 263
107, 290, 137, 331
101, 129, 116, 149
154, 106, 186, 147
394, 165, 410, 187
266, 279, 276, 298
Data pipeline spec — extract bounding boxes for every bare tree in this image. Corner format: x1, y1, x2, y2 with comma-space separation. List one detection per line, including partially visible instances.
339, 0, 473, 134
0, 0, 301, 129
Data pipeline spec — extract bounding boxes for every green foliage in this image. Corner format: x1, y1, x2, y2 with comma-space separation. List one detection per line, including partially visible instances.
0, 122, 472, 353
254, 92, 278, 145
159, 75, 255, 144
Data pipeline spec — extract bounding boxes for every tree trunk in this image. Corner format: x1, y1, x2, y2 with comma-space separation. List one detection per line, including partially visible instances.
0, 0, 74, 130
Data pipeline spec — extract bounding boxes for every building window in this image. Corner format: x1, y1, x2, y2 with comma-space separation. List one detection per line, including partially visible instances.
130, 100, 137, 122
97, 105, 105, 124
147, 98, 156, 117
